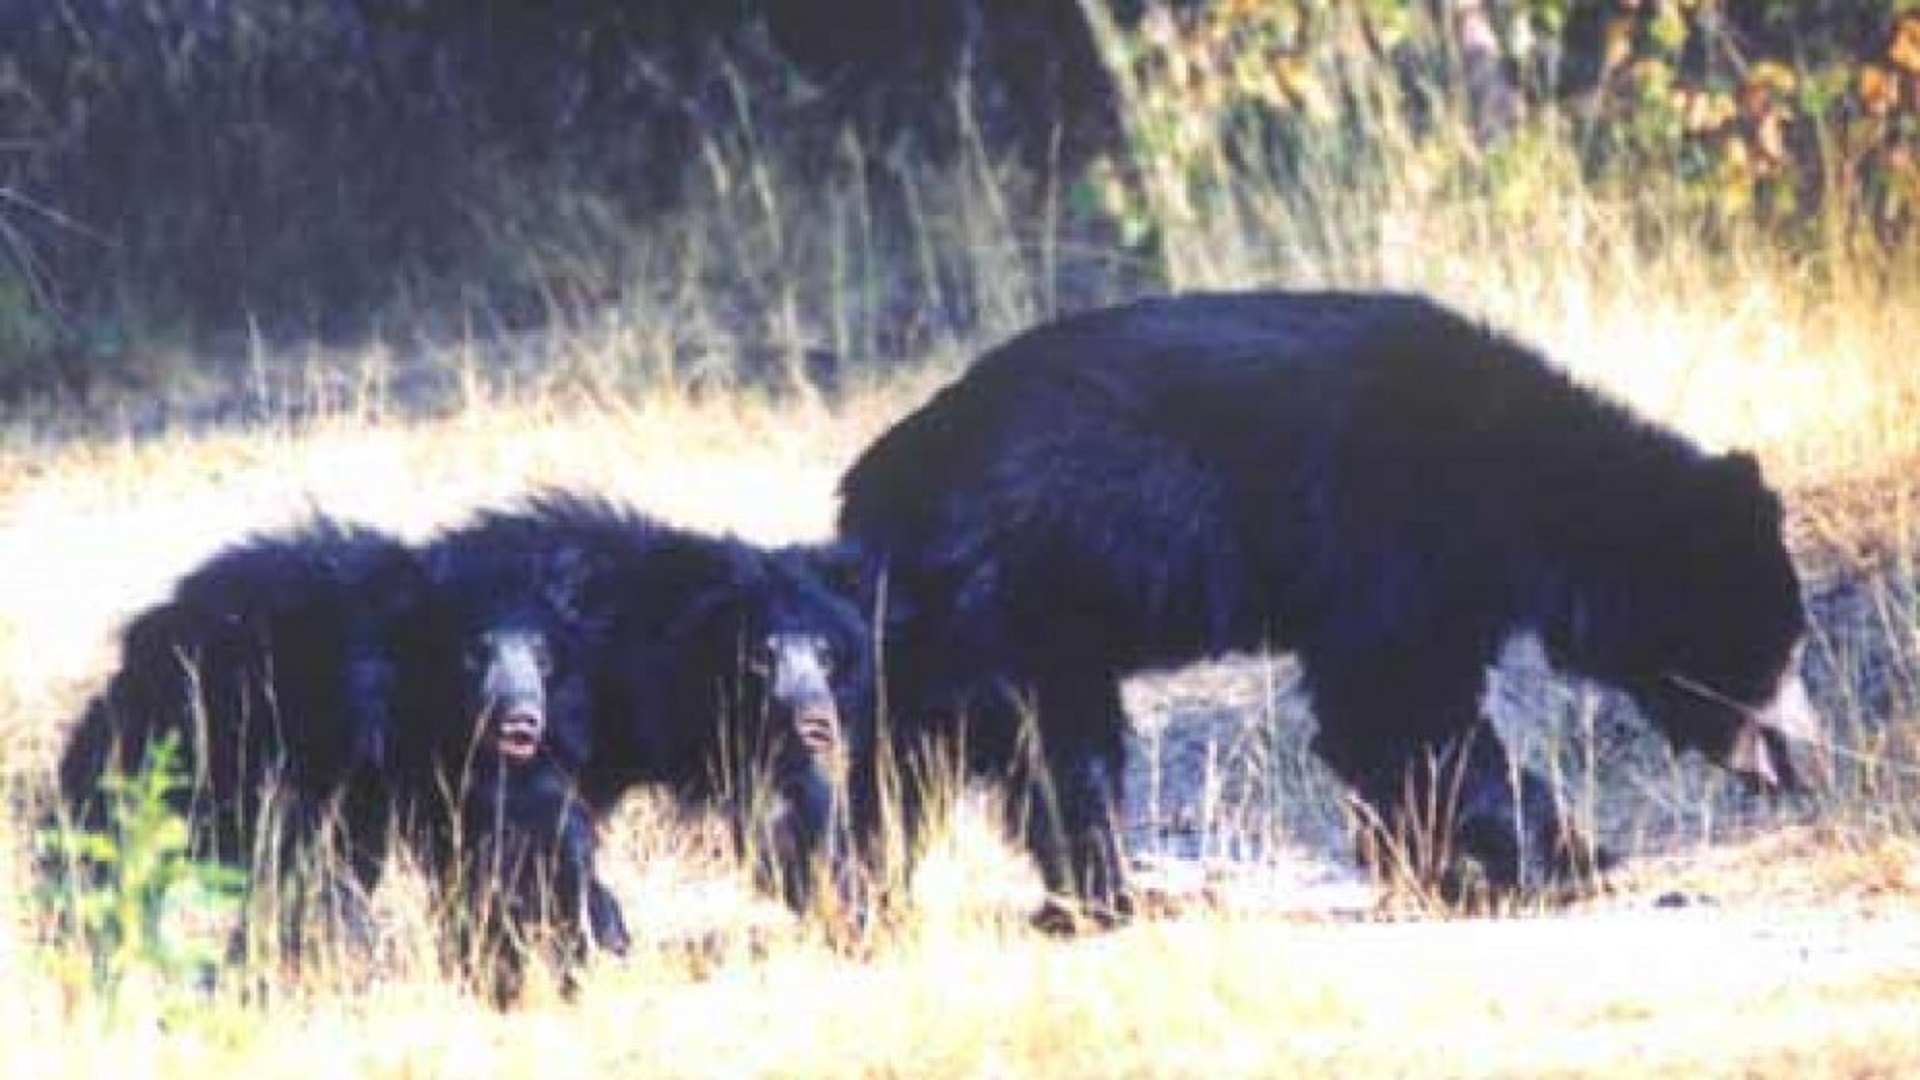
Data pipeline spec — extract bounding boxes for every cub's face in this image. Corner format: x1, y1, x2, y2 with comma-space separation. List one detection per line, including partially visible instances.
460, 621, 555, 765
697, 559, 876, 769
750, 630, 850, 759
421, 542, 590, 771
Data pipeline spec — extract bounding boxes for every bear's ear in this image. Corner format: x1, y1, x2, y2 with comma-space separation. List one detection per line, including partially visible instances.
1707, 450, 1783, 526
1719, 450, 1764, 487
542, 545, 597, 624
783, 540, 913, 623
787, 540, 870, 600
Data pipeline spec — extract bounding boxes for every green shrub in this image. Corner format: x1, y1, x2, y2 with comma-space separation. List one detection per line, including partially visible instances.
1083, 1, 1920, 263
38, 734, 245, 1002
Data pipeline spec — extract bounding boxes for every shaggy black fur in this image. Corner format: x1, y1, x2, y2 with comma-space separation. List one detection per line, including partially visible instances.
55, 513, 626, 1000
401, 508, 634, 999
837, 290, 1815, 924
55, 517, 427, 950
446, 493, 876, 923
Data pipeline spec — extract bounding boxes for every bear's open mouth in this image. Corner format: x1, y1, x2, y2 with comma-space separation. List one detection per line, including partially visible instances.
494, 708, 545, 763
795, 707, 840, 755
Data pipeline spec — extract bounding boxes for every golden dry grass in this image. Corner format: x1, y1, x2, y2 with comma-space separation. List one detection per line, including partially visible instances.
5, 139, 1920, 1076
3, 360, 1919, 1077
8, 831, 1920, 1080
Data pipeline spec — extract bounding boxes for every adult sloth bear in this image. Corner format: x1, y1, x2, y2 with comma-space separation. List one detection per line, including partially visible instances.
55, 518, 426, 950
837, 290, 1821, 927
441, 494, 875, 926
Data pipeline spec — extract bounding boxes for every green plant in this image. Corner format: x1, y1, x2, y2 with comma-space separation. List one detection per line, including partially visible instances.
38, 734, 246, 1000
1079, 0, 1920, 287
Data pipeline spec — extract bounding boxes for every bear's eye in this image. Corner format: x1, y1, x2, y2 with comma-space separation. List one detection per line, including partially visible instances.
743, 638, 774, 678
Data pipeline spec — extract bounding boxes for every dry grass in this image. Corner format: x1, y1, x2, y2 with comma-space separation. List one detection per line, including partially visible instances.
8, 831, 1920, 1079
5, 354, 1920, 1076
6, 92, 1920, 1078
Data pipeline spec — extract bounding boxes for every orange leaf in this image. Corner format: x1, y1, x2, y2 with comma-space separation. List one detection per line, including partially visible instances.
1603, 15, 1635, 76
1754, 114, 1787, 167
1888, 13, 1920, 77
1858, 64, 1900, 116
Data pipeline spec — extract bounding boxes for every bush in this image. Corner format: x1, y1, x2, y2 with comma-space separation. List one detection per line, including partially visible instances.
38, 735, 246, 1002
1, 2, 1914, 404
1085, 2, 1920, 264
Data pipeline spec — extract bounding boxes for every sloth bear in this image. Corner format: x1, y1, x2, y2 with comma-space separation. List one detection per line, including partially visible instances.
54, 514, 623, 999
55, 517, 427, 951
440, 494, 876, 927
402, 512, 635, 998
837, 290, 1821, 926
55, 492, 876, 997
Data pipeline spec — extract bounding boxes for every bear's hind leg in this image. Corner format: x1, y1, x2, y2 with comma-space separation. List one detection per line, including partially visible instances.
1010, 676, 1132, 933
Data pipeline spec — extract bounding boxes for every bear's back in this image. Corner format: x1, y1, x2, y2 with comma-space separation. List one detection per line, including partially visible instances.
839, 291, 1503, 537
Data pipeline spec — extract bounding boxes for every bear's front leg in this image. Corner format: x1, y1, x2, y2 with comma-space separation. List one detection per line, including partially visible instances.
1307, 648, 1603, 896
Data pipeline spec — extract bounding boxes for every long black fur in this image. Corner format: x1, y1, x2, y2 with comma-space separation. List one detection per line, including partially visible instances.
400, 506, 635, 1000
443, 493, 877, 927
838, 290, 1810, 920
55, 517, 427, 952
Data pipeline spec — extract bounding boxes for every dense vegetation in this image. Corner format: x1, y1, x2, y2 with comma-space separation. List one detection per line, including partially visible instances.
1, 1, 1916, 403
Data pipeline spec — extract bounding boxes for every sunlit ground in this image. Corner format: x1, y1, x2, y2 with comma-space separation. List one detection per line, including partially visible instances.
3, 224, 1919, 1076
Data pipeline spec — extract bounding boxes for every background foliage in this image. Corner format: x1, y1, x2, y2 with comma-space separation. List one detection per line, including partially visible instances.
1, 1, 1915, 403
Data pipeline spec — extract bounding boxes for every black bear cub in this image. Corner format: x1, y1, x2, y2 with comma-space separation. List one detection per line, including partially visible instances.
444, 493, 876, 929
837, 289, 1819, 926
55, 517, 426, 953
54, 493, 879, 998
402, 513, 634, 999
54, 513, 627, 1000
